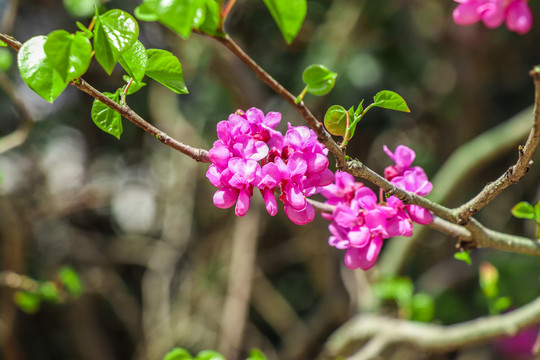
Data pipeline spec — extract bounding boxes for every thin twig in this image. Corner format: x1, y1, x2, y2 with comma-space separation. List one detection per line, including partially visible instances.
453, 68, 540, 223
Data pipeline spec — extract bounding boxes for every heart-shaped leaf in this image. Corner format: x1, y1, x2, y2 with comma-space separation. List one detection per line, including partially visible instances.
17, 36, 69, 103
145, 49, 188, 94
373, 90, 410, 113
324, 105, 347, 137
91, 92, 123, 139
93, 9, 139, 74
44, 30, 92, 81
302, 64, 337, 96
119, 40, 147, 83
262, 0, 307, 44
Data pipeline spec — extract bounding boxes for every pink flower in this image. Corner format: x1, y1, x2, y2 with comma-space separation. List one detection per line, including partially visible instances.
452, 0, 533, 34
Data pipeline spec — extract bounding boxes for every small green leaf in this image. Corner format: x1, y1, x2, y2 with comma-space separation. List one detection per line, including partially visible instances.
39, 282, 60, 303
355, 99, 364, 117
493, 296, 512, 314
373, 90, 410, 113
17, 36, 69, 103
373, 277, 414, 304
0, 48, 13, 71
198, 0, 219, 35
0, 39, 6, 47
410, 293, 435, 322
145, 49, 188, 94
93, 9, 139, 74
479, 262, 499, 299
119, 41, 148, 83
511, 201, 535, 219
134, 2, 160, 22
195, 350, 225, 360
163, 348, 193, 360
262, 0, 307, 44
302, 64, 337, 96
76, 21, 93, 38
14, 291, 41, 314
454, 250, 472, 265
533, 201, 540, 221
91, 92, 123, 139
44, 30, 92, 82
63, 0, 101, 18
136, 0, 202, 39
248, 349, 268, 360
59, 266, 83, 297
324, 105, 347, 137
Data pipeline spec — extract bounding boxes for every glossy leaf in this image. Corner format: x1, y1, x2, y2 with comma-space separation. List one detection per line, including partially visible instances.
262, 0, 307, 44
145, 49, 188, 94
44, 30, 92, 82
119, 40, 147, 83
91, 92, 123, 139
0, 48, 12, 71
17, 36, 69, 103
454, 250, 472, 265
135, 0, 202, 39
355, 99, 364, 116
59, 266, 83, 297
93, 9, 139, 74
511, 201, 535, 219
14, 291, 41, 314
302, 64, 337, 96
195, 350, 225, 360
324, 105, 347, 137
198, 0, 219, 35
373, 90, 410, 113
63, 0, 101, 18
163, 348, 193, 360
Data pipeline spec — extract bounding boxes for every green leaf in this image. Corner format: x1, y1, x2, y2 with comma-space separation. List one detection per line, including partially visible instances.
479, 262, 499, 299
373, 277, 414, 304
410, 293, 435, 322
14, 291, 41, 314
493, 296, 512, 314
324, 105, 347, 137
119, 41, 148, 83
534, 202, 540, 221
17, 36, 69, 103
195, 350, 225, 360
301, 64, 337, 96
63, 0, 101, 18
44, 30, 92, 82
59, 266, 83, 297
248, 349, 268, 360
163, 348, 193, 360
511, 201, 535, 219
39, 282, 60, 303
355, 99, 364, 117
91, 92, 123, 139
454, 250, 472, 265
262, 0, 307, 44
93, 9, 139, 74
0, 48, 13, 71
198, 0, 219, 35
0, 39, 6, 47
373, 90, 410, 113
76, 21, 94, 38
145, 49, 188, 94
135, 0, 202, 39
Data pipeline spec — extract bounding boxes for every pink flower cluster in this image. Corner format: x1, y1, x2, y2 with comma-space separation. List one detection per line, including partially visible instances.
206, 108, 334, 225
320, 145, 433, 271
453, 0, 533, 34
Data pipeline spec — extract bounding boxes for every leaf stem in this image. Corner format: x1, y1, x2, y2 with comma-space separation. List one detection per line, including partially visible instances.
295, 86, 308, 104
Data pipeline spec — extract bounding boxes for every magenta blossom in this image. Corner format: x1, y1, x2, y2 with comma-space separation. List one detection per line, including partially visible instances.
207, 108, 333, 225
452, 0, 532, 34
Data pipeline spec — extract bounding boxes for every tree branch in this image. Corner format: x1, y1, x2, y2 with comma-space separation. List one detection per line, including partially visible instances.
0, 33, 210, 163
324, 294, 540, 358
453, 68, 540, 223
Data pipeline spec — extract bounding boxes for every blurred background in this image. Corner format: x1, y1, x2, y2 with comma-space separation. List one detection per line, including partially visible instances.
1, 0, 540, 359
